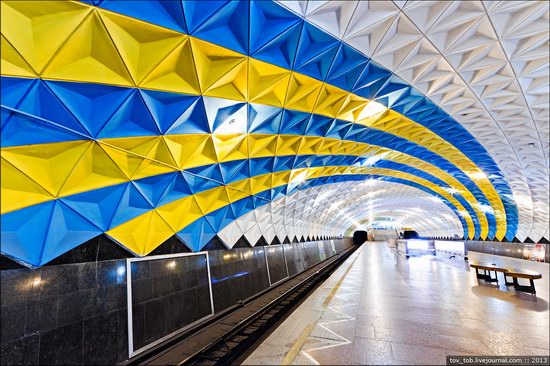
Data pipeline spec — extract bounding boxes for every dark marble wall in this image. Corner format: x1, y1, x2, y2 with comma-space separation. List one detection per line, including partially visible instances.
265, 245, 288, 285
1, 238, 355, 365
0, 260, 128, 365
282, 243, 306, 276
208, 246, 270, 313
129, 254, 211, 353
466, 241, 549, 263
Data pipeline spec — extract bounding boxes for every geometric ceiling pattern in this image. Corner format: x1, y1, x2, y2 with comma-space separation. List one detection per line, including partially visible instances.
0, 0, 544, 267
278, 0, 549, 243
218, 180, 464, 247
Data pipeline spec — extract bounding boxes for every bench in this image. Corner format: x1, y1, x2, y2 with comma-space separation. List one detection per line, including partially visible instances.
502, 268, 542, 295
469, 262, 542, 295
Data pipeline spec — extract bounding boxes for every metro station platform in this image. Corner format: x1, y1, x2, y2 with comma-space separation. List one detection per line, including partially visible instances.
244, 242, 550, 365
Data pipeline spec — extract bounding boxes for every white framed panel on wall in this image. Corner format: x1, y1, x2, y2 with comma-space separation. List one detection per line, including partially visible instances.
126, 252, 214, 358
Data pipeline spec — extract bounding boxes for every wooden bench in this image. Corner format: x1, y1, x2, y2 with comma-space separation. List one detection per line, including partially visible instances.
502, 268, 542, 295
469, 262, 505, 284
469, 262, 542, 295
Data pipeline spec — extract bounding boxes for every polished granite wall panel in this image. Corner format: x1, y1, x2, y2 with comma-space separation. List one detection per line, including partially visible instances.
0, 260, 128, 365
303, 241, 322, 268
1, 239, 353, 365
466, 241, 549, 262
129, 254, 211, 353
209, 247, 270, 312
265, 245, 288, 285
282, 243, 306, 276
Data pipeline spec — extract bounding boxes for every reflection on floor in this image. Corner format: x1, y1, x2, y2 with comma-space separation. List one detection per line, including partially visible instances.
243, 242, 550, 365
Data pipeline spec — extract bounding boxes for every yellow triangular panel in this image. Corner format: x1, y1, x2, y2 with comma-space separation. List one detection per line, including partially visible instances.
320, 139, 343, 155
102, 136, 158, 158
203, 59, 248, 101
284, 73, 322, 113
132, 157, 177, 180
247, 134, 278, 157
250, 173, 272, 194
248, 59, 290, 107
164, 134, 217, 169
276, 135, 302, 155
99, 143, 147, 179
1, 158, 54, 214
337, 94, 367, 122
224, 185, 249, 203
194, 186, 230, 214
144, 138, 178, 169
1, 0, 92, 73
42, 11, 134, 86
107, 210, 173, 255
190, 38, 247, 95
212, 134, 248, 162
139, 37, 201, 94
1, 140, 91, 196
312, 84, 348, 118
99, 10, 184, 85
272, 171, 290, 187
144, 211, 175, 254
297, 136, 323, 155
228, 179, 253, 196
59, 142, 128, 197
0, 35, 37, 77
157, 196, 203, 232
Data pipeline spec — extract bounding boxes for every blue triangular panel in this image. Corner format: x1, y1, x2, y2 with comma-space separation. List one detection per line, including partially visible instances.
304, 114, 332, 137
0, 76, 36, 109
229, 196, 254, 218
248, 104, 282, 134
251, 21, 302, 69
187, 163, 224, 184
17, 80, 91, 137
1, 109, 85, 147
326, 60, 368, 91
61, 184, 127, 231
249, 157, 274, 176
40, 201, 102, 265
157, 172, 193, 206
132, 172, 177, 207
203, 97, 247, 133
280, 109, 309, 135
192, 1, 249, 54
46, 80, 133, 138
353, 61, 392, 100
219, 159, 250, 184
101, 0, 187, 33
97, 90, 160, 138
249, 0, 301, 55
181, 171, 220, 194
294, 22, 340, 70
109, 182, 154, 229
294, 44, 339, 81
205, 205, 236, 232
0, 201, 53, 267
140, 90, 206, 134
326, 44, 367, 81
182, 0, 228, 34
176, 217, 217, 251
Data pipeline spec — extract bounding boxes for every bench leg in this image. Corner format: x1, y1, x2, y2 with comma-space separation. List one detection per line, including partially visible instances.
504, 274, 515, 286
512, 278, 537, 295
530, 279, 536, 295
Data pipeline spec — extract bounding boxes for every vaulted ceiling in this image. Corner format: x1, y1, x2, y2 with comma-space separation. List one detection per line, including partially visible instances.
1, 0, 548, 267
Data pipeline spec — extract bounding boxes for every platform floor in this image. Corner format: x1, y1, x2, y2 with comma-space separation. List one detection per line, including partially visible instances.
243, 242, 550, 365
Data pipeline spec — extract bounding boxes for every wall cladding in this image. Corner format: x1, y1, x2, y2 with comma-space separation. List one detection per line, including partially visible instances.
0, 238, 354, 365
466, 241, 549, 263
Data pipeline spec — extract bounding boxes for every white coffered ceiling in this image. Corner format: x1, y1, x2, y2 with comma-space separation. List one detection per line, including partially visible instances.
277, 0, 549, 241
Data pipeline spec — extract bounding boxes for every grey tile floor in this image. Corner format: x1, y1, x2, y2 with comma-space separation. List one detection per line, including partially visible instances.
243, 242, 550, 365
